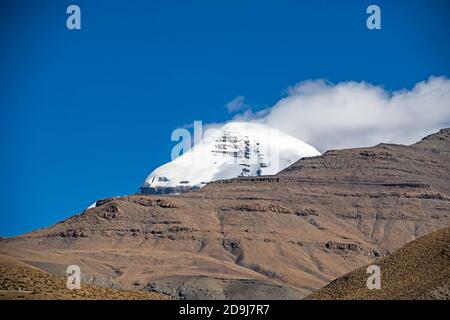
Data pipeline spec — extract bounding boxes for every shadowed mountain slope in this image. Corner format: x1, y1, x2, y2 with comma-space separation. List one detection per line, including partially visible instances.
306, 227, 450, 300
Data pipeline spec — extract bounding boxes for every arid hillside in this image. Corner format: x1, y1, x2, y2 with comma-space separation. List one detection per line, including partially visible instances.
1, 129, 449, 299
0, 254, 169, 300
306, 227, 450, 300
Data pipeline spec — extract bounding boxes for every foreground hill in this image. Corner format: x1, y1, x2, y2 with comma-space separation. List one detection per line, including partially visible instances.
0, 129, 449, 299
306, 227, 450, 300
0, 255, 169, 300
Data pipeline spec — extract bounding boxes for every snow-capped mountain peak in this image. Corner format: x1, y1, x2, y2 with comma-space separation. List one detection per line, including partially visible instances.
139, 122, 320, 194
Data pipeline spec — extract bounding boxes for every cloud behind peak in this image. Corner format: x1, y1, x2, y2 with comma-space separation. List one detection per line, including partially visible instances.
234, 76, 450, 152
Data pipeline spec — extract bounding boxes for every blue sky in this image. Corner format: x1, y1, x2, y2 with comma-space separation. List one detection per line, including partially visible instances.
1, 0, 449, 236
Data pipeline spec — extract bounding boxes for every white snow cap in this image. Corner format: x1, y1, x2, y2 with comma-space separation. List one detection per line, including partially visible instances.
141, 122, 320, 193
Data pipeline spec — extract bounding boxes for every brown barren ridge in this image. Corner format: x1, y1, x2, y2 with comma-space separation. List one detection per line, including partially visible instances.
307, 226, 450, 299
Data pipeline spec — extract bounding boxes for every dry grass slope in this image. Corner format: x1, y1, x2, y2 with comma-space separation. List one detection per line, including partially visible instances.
306, 227, 450, 300
0, 255, 169, 300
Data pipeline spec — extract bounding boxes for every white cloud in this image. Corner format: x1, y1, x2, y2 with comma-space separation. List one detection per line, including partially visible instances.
225, 95, 246, 113
228, 76, 450, 152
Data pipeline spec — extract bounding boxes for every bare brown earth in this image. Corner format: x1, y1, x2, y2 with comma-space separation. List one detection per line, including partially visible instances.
306, 227, 450, 300
0, 254, 169, 300
0, 128, 449, 299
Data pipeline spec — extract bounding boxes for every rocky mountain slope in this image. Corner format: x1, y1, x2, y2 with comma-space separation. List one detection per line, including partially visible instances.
306, 227, 450, 300
1, 128, 449, 299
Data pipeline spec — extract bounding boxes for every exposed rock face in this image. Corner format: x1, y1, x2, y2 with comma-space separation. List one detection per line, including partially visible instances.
145, 275, 302, 300
139, 185, 199, 195
1, 129, 449, 299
